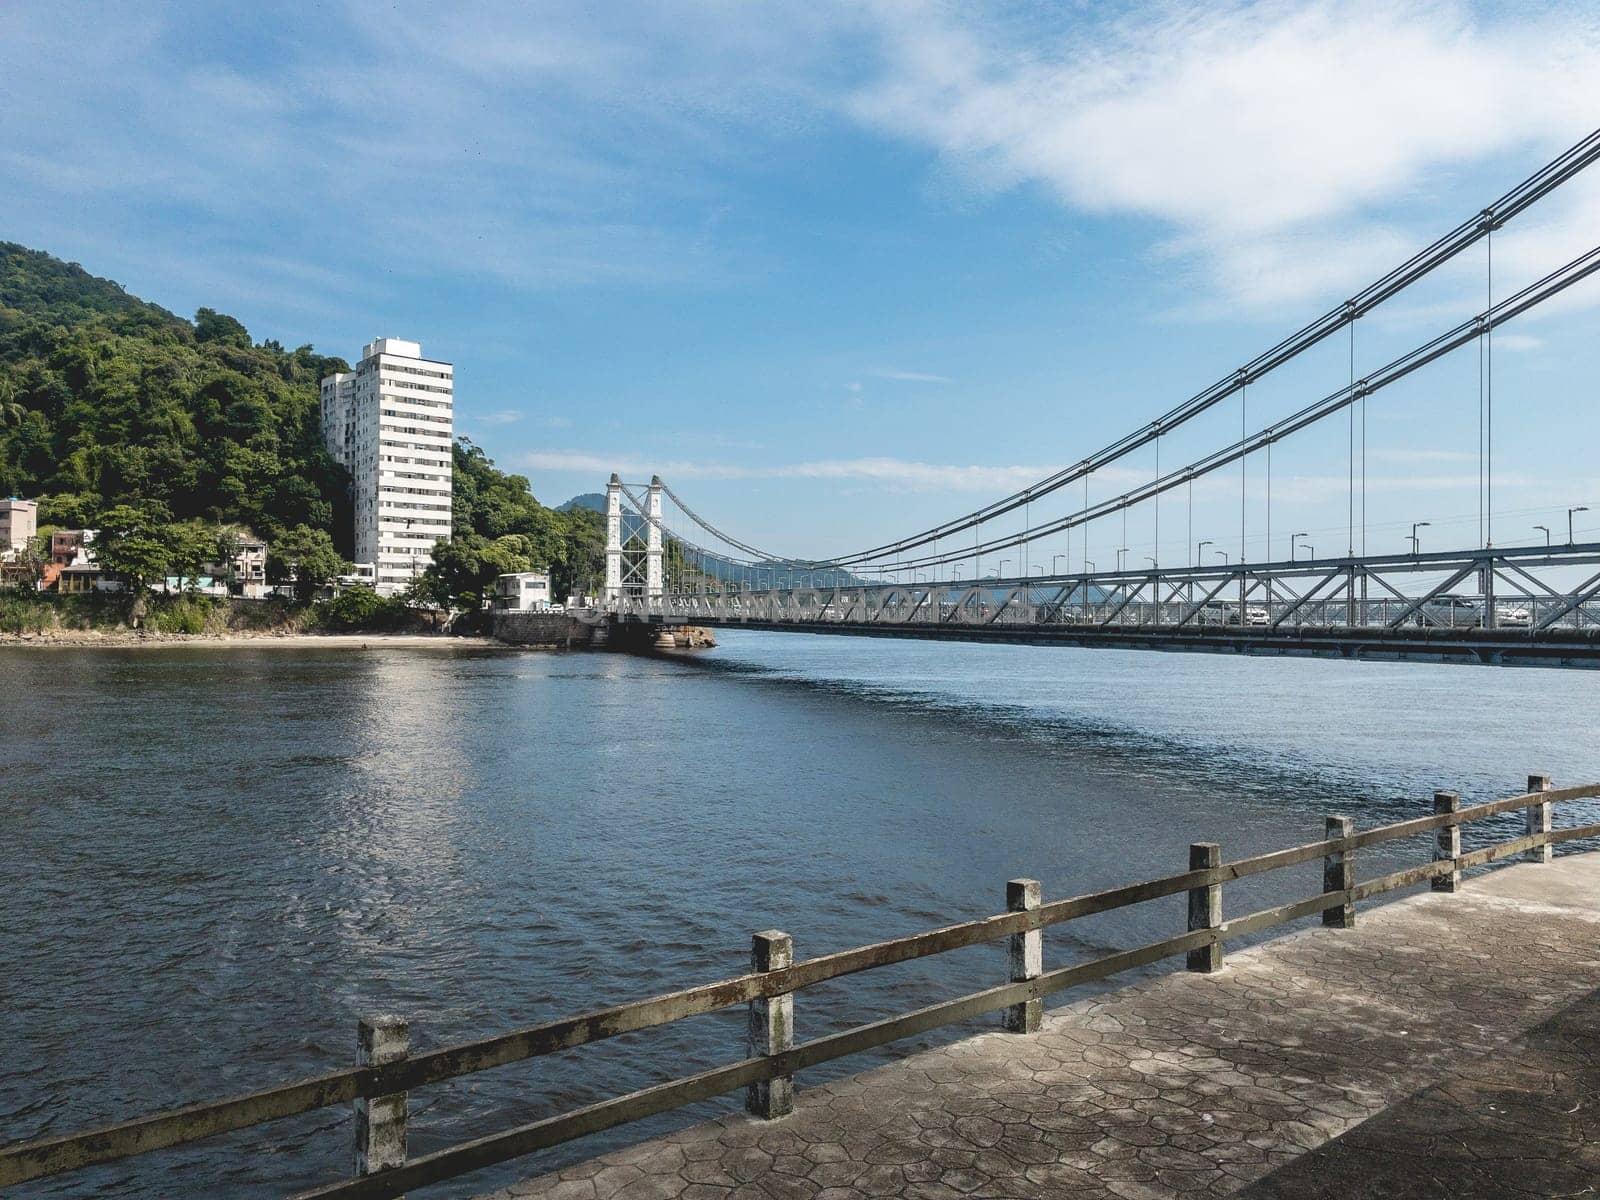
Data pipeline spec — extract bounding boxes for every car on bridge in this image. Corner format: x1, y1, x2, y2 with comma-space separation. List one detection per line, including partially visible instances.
1193, 601, 1241, 626
1497, 602, 1533, 629
1414, 594, 1483, 628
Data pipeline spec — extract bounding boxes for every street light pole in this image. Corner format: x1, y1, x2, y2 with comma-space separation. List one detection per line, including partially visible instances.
1116, 547, 1128, 572
1409, 521, 1431, 555
1053, 553, 1065, 574
1292, 532, 1309, 561
1570, 506, 1589, 544
1197, 539, 1212, 565
1535, 524, 1550, 547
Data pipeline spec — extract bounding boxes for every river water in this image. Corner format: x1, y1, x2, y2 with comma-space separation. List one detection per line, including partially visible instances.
4, 632, 1599, 1197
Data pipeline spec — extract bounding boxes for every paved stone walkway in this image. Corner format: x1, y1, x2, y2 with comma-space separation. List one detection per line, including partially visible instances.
1241, 986, 1600, 1198
481, 855, 1600, 1200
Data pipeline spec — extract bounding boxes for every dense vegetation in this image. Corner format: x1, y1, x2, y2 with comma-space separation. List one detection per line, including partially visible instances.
416, 439, 605, 608
0, 242, 350, 541
0, 242, 604, 616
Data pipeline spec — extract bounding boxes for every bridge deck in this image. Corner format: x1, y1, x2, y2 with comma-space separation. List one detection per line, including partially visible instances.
686, 616, 1600, 667
480, 855, 1600, 1199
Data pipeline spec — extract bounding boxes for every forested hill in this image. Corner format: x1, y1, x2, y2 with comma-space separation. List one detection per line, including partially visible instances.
0, 242, 604, 601
0, 241, 349, 541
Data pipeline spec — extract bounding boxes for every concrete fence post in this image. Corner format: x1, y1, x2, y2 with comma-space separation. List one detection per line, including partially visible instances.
1526, 774, 1553, 864
1322, 816, 1355, 928
1002, 878, 1042, 1033
1186, 843, 1223, 973
746, 930, 794, 1119
1433, 791, 1461, 893
355, 1015, 408, 1177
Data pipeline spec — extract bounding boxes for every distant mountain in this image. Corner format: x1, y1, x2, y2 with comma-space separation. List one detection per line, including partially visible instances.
558, 492, 607, 514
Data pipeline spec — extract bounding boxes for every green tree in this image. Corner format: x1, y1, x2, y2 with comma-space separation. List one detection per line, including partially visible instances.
193, 307, 252, 347
266, 524, 347, 603
92, 502, 175, 593
0, 377, 23, 427
5, 530, 48, 589
168, 520, 223, 591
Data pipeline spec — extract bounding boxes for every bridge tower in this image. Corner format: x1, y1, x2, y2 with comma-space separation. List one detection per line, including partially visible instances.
602, 474, 665, 605
647, 476, 664, 599
604, 474, 623, 604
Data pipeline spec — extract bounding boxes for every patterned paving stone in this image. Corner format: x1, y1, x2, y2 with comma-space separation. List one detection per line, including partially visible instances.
479, 856, 1600, 1200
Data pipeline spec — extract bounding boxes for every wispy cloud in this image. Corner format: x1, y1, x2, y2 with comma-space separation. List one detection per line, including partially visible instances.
479, 409, 525, 426
520, 450, 1058, 492
869, 368, 951, 384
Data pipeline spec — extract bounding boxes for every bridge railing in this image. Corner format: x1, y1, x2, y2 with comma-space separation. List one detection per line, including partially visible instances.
5, 779, 1599, 1198
625, 543, 1600, 637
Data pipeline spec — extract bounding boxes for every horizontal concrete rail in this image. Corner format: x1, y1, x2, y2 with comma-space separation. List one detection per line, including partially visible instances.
4, 781, 1598, 1197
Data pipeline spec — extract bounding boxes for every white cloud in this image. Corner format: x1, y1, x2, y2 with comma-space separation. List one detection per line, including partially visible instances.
850, 1, 1600, 310
7, 0, 1597, 334
869, 368, 951, 383
520, 450, 1058, 492
479, 410, 525, 425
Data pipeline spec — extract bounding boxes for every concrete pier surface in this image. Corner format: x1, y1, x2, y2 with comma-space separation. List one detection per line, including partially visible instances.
480, 855, 1600, 1200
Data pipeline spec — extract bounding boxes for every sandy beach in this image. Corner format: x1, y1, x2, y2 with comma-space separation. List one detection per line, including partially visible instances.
0, 631, 512, 649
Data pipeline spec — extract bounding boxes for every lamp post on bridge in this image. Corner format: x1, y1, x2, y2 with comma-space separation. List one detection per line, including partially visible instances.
1053, 554, 1066, 575
1214, 549, 1230, 565
1197, 539, 1212, 567
1292, 532, 1310, 561
1116, 547, 1129, 572
1570, 506, 1589, 545
1535, 524, 1550, 547
1409, 521, 1430, 555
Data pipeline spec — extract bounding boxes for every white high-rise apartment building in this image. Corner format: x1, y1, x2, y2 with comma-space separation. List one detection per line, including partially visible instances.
321, 338, 453, 596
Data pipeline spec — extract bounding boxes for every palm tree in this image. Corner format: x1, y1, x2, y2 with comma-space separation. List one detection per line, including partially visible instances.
0, 379, 24, 427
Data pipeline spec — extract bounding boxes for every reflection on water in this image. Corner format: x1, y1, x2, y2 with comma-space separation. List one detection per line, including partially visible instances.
3, 634, 1599, 1197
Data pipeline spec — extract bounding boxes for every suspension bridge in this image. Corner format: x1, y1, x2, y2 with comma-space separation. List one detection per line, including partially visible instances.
592, 129, 1600, 668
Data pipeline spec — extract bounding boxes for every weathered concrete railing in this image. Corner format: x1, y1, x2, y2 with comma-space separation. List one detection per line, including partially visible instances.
3, 776, 1596, 1199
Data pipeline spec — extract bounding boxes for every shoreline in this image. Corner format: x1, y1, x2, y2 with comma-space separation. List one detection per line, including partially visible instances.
0, 631, 513, 650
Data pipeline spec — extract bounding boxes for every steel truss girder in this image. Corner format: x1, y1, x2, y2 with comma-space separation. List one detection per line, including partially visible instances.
627, 544, 1600, 654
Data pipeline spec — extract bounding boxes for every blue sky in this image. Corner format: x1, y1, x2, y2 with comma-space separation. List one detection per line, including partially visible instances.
4, 1, 1600, 568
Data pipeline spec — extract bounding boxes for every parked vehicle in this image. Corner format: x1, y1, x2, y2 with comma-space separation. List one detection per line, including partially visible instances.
1496, 602, 1532, 629
1193, 601, 1241, 626
1244, 605, 1270, 626
1414, 594, 1482, 628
